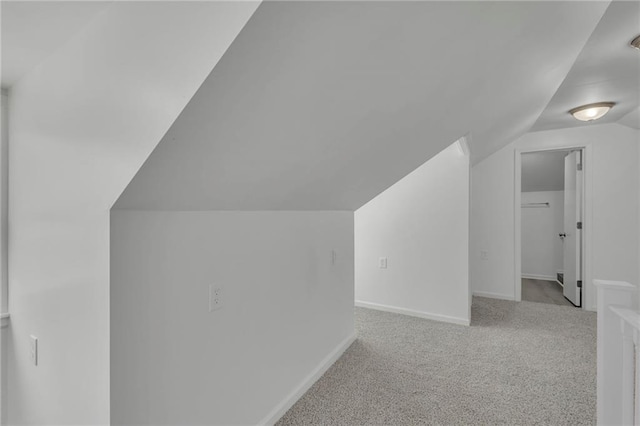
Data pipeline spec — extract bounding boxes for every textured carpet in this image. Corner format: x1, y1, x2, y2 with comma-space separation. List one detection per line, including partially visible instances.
522, 278, 575, 307
277, 297, 596, 425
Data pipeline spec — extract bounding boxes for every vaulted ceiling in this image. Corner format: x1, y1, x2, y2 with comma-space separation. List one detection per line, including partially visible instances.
1, 1, 112, 89
532, 0, 640, 132
114, 1, 609, 211
4, 1, 631, 212
2, 1, 261, 211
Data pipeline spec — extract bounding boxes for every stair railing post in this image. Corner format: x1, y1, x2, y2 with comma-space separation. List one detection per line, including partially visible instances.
594, 280, 637, 426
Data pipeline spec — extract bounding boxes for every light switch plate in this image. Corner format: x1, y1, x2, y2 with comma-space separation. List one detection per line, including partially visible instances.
379, 257, 388, 269
30, 335, 38, 366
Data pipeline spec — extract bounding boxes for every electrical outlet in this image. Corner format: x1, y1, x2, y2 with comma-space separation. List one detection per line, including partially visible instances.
30, 335, 38, 366
209, 285, 223, 312
480, 250, 489, 260
379, 257, 388, 269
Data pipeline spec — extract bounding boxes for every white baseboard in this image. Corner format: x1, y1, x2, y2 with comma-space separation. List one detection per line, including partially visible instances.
258, 332, 356, 426
521, 274, 557, 281
472, 291, 515, 301
354, 300, 470, 326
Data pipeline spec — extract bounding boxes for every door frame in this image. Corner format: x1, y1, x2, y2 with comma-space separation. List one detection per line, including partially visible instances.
514, 144, 593, 311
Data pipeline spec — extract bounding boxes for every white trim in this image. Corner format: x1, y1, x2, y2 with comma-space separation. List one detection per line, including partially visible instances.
472, 291, 515, 301
454, 135, 471, 157
1, 92, 8, 319
467, 133, 474, 327
354, 300, 470, 326
514, 149, 522, 302
521, 274, 557, 281
593, 280, 637, 291
514, 145, 593, 311
257, 333, 356, 426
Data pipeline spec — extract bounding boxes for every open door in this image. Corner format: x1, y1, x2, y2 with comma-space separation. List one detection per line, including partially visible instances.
563, 150, 582, 306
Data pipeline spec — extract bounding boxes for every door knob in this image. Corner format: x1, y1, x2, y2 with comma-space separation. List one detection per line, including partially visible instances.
559, 233, 567, 239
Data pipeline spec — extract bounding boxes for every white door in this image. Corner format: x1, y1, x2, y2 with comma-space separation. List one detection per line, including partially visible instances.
563, 151, 582, 306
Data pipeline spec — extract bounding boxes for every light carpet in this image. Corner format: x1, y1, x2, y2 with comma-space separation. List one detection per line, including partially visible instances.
277, 297, 596, 425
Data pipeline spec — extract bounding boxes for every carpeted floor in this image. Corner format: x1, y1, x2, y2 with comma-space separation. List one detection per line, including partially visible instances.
522, 278, 575, 307
277, 297, 596, 425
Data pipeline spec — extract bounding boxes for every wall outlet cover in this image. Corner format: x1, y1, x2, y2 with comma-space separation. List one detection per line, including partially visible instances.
209, 285, 223, 312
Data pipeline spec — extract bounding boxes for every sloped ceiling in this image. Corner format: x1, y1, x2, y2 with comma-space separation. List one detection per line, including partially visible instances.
114, 1, 609, 211
618, 105, 640, 129
1, 1, 112, 89
4, 1, 261, 213
532, 0, 640, 132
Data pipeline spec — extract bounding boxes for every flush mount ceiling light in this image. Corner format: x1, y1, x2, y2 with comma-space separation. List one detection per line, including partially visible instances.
569, 102, 615, 122
630, 35, 640, 50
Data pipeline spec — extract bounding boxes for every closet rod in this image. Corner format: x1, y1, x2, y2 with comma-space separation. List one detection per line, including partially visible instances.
521, 202, 550, 208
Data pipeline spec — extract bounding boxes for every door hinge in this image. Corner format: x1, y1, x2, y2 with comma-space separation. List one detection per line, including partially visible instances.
577, 280, 582, 288
577, 163, 583, 171
577, 221, 582, 229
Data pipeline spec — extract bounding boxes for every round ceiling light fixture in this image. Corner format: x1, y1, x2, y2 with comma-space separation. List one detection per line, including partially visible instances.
630, 34, 640, 50
569, 102, 615, 122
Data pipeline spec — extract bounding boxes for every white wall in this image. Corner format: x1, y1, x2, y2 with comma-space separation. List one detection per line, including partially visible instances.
521, 191, 564, 280
354, 142, 470, 325
6, 3, 259, 424
110, 210, 354, 425
471, 123, 639, 310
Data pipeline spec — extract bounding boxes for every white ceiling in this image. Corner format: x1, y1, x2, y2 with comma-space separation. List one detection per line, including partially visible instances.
3, 2, 625, 211
1, 1, 112, 89
618, 105, 640, 129
532, 1, 640, 132
114, 1, 607, 211
521, 151, 571, 193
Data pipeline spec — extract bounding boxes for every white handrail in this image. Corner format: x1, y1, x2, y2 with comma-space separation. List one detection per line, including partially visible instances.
594, 280, 638, 426
610, 306, 640, 425
611, 306, 640, 425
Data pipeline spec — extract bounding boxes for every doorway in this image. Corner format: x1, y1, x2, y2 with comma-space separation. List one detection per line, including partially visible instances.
517, 149, 586, 308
